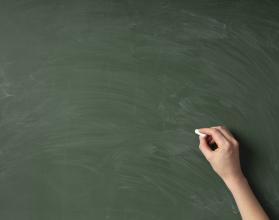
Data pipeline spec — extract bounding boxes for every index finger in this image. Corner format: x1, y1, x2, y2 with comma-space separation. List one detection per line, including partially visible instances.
198, 127, 228, 147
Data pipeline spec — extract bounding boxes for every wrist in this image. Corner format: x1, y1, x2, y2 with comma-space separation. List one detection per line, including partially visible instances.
223, 174, 247, 192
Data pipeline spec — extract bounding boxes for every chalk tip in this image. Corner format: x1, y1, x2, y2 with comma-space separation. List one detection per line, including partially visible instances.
194, 129, 207, 138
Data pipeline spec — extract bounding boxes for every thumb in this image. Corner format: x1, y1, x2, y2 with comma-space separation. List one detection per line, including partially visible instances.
198, 136, 213, 161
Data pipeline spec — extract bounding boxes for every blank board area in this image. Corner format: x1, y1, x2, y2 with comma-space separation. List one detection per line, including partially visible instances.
0, 0, 279, 219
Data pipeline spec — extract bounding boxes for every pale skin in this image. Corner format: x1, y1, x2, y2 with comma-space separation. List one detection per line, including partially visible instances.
197, 126, 269, 220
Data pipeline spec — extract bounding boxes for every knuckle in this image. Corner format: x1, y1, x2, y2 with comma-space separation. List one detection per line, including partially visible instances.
223, 142, 232, 150
218, 125, 226, 130
233, 140, 239, 147
211, 128, 219, 134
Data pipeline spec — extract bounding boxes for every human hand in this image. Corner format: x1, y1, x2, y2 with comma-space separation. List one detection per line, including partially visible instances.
197, 126, 269, 220
197, 126, 244, 184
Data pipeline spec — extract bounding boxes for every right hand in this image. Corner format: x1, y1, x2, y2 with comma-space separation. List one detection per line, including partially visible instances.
197, 126, 244, 183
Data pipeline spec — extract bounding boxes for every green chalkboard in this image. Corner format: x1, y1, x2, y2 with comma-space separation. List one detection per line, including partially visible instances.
0, 0, 278, 219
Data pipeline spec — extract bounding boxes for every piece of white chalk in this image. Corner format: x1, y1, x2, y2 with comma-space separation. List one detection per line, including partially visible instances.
195, 129, 207, 138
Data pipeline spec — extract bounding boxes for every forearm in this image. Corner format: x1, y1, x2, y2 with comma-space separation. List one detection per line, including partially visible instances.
197, 127, 269, 220
224, 176, 269, 220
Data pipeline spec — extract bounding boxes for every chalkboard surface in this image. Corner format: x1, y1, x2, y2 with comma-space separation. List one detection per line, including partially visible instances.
0, 0, 278, 219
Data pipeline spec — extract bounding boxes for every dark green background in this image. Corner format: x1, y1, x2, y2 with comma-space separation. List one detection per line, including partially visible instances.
0, 0, 278, 219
